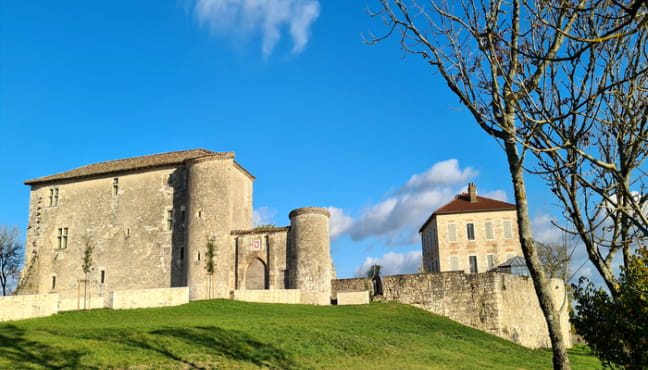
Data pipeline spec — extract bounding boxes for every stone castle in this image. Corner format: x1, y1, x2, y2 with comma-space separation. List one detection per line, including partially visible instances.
17, 149, 333, 306
10, 149, 569, 349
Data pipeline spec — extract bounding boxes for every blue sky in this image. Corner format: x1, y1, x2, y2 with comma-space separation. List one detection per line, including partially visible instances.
0, 0, 568, 279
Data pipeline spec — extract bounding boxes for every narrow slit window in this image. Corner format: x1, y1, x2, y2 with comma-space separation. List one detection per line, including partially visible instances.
100, 270, 106, 284
113, 178, 119, 195
57, 227, 68, 249
180, 247, 185, 260
166, 210, 173, 231
51, 276, 57, 290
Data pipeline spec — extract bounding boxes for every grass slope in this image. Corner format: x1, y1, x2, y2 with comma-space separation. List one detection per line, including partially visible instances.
0, 300, 598, 369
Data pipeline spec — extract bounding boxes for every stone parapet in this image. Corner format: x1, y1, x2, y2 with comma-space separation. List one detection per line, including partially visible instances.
0, 294, 58, 322
332, 272, 570, 349
231, 289, 301, 304
108, 287, 189, 310
337, 291, 369, 305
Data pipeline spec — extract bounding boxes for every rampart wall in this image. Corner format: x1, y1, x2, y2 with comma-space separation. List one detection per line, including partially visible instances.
108, 287, 189, 309
231, 289, 301, 304
0, 294, 58, 321
332, 272, 570, 349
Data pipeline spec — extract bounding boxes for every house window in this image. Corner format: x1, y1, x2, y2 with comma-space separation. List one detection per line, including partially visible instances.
57, 228, 68, 249
100, 270, 106, 284
51, 276, 57, 290
469, 255, 478, 273
113, 178, 119, 195
166, 210, 173, 231
466, 223, 475, 241
48, 188, 59, 206
503, 220, 513, 239
450, 256, 459, 270
447, 223, 457, 242
487, 254, 496, 269
485, 221, 494, 240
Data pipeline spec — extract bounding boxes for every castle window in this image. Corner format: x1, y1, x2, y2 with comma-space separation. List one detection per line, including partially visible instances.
447, 223, 457, 242
503, 220, 513, 239
466, 223, 475, 241
51, 276, 57, 290
48, 188, 59, 206
487, 254, 496, 269
180, 247, 184, 260
485, 221, 494, 240
57, 227, 68, 249
469, 256, 478, 273
166, 210, 173, 231
450, 256, 459, 270
113, 178, 119, 195
100, 270, 106, 284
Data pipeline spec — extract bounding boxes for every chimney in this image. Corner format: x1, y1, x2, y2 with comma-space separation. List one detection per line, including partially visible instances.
468, 182, 477, 203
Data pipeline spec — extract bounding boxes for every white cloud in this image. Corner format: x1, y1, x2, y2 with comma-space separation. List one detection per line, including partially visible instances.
253, 206, 277, 226
327, 206, 353, 240
193, 0, 320, 57
333, 159, 505, 247
402, 159, 478, 192
531, 213, 563, 245
353, 251, 422, 277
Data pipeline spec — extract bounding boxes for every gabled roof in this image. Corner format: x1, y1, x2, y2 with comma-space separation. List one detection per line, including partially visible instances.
419, 192, 516, 232
25, 149, 255, 185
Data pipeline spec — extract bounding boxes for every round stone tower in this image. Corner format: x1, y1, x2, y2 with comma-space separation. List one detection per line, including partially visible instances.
185, 154, 235, 300
288, 207, 331, 305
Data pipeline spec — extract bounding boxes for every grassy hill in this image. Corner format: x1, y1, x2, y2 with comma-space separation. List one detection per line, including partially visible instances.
0, 299, 598, 369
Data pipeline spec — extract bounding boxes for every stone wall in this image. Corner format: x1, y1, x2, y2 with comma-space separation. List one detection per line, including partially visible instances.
337, 291, 369, 305
19, 167, 185, 301
59, 296, 105, 311
231, 289, 301, 304
333, 272, 570, 349
108, 287, 189, 310
231, 228, 290, 291
0, 294, 58, 322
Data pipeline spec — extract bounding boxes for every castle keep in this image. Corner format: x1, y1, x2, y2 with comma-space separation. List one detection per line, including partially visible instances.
9, 151, 569, 349
17, 149, 333, 307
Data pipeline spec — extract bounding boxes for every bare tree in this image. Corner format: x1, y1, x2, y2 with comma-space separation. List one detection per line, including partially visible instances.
367, 1, 647, 368
537, 242, 572, 281
0, 225, 22, 296
521, 14, 648, 295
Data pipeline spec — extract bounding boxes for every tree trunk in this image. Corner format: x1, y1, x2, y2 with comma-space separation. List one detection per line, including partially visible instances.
504, 138, 571, 369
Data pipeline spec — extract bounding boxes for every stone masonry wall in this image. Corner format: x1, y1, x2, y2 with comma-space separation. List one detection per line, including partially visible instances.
0, 294, 58, 322
333, 272, 570, 349
19, 167, 185, 302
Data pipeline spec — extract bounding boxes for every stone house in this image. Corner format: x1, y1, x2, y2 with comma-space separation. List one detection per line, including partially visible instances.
16, 149, 333, 308
420, 183, 524, 274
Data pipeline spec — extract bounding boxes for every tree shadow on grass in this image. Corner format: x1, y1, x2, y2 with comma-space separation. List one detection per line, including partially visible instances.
0, 324, 85, 368
72, 326, 297, 369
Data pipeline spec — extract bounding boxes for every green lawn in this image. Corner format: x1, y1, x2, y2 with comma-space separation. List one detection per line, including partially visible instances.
0, 300, 598, 369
